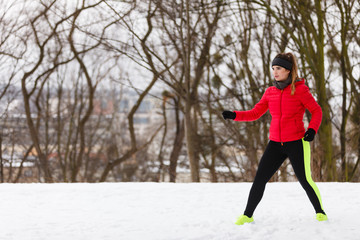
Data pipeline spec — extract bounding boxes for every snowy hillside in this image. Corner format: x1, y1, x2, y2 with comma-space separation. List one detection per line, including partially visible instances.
0, 182, 358, 240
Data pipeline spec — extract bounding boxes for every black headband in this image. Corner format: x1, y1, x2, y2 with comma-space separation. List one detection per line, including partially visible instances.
272, 57, 292, 70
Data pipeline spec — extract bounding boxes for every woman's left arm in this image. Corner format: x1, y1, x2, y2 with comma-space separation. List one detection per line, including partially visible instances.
299, 86, 322, 133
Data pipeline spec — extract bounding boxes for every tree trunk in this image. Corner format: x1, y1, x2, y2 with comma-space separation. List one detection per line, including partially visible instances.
184, 105, 200, 182
314, 0, 335, 181
156, 99, 168, 182
169, 100, 185, 183
22, 84, 53, 183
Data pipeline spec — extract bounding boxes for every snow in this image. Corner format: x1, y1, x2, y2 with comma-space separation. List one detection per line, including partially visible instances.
0, 182, 359, 240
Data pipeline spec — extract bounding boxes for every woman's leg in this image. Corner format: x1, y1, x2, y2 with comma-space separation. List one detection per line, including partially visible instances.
243, 141, 287, 217
285, 139, 325, 214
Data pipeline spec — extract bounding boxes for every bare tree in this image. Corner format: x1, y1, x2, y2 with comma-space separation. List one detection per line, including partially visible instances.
105, 0, 226, 182
12, 0, 123, 182
325, 0, 360, 181
20, 0, 80, 182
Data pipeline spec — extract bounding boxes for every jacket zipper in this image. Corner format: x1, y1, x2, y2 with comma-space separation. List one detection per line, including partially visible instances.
280, 90, 283, 146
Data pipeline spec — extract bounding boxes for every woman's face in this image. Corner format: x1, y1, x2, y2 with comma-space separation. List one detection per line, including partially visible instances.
272, 65, 290, 81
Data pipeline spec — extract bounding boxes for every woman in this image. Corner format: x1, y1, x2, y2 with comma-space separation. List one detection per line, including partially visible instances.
222, 52, 328, 225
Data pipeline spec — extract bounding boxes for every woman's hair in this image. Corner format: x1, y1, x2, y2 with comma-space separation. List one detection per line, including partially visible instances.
274, 52, 299, 95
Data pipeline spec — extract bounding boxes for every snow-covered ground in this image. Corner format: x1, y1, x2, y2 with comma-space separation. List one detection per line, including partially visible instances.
0, 182, 358, 240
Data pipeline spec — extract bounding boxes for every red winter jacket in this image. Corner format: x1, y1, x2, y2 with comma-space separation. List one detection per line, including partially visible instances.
234, 79, 322, 143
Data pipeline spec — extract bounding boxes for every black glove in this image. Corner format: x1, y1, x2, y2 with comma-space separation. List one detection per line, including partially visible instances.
304, 128, 316, 142
222, 111, 236, 120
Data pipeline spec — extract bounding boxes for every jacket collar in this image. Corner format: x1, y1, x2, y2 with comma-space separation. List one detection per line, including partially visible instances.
273, 75, 292, 90
273, 78, 304, 90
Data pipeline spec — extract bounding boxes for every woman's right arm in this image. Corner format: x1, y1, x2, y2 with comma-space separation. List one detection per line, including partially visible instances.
233, 89, 269, 122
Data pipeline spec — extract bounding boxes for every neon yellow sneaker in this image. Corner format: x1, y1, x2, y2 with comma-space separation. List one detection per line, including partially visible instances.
316, 213, 328, 221
235, 215, 254, 225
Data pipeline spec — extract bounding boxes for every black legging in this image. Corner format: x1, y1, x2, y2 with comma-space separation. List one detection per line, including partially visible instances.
244, 139, 325, 217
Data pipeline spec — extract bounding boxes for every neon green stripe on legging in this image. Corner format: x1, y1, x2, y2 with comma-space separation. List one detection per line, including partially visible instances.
302, 138, 324, 210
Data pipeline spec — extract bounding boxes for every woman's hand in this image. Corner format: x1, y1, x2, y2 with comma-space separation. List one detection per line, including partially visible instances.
222, 111, 236, 120
304, 128, 316, 142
